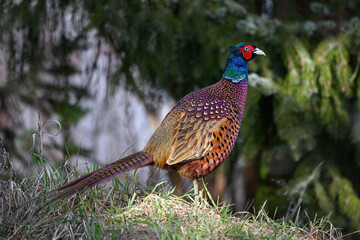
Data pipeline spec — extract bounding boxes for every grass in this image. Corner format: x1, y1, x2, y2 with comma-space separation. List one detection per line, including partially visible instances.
0, 156, 342, 239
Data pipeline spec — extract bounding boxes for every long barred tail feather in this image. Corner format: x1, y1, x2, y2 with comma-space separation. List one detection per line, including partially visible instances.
34, 151, 152, 214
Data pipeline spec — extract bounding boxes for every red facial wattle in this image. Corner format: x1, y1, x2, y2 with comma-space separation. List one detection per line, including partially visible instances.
238, 45, 255, 60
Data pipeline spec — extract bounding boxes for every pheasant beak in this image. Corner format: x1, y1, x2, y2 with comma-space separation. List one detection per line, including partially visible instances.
254, 48, 266, 56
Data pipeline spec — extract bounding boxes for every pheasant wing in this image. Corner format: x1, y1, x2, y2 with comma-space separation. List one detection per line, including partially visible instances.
167, 99, 231, 165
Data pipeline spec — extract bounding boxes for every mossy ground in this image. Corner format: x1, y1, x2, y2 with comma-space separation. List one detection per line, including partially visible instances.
0, 159, 341, 239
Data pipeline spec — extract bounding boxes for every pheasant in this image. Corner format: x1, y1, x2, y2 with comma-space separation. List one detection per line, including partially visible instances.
34, 42, 265, 211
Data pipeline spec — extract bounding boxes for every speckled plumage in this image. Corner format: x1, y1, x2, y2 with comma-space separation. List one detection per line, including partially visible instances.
34, 43, 265, 209
169, 79, 248, 178
146, 78, 248, 178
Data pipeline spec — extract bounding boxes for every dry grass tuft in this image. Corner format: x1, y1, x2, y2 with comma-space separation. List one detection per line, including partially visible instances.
116, 193, 239, 239
114, 193, 341, 239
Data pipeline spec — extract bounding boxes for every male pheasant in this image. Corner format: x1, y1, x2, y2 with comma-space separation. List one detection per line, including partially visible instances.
35, 42, 265, 211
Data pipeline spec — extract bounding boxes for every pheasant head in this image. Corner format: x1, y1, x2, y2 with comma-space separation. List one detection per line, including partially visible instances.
222, 43, 265, 83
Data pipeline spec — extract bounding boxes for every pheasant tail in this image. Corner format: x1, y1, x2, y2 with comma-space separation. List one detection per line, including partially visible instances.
35, 151, 152, 213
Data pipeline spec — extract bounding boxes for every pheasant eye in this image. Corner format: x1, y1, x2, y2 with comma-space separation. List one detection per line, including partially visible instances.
241, 45, 253, 60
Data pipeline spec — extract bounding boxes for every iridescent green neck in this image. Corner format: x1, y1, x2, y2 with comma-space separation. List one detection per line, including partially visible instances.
222, 54, 248, 83
222, 67, 248, 82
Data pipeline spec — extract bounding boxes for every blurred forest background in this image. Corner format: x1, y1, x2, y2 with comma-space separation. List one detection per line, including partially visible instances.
1, 0, 360, 235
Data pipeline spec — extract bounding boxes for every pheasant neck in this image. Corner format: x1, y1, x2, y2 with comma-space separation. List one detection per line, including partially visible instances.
222, 56, 248, 83
222, 67, 248, 83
